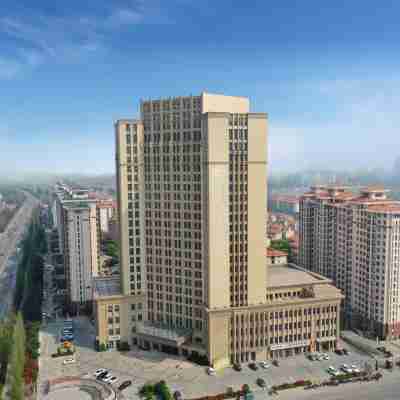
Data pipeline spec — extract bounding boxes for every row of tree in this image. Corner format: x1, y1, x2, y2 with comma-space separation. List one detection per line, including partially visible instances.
14, 209, 46, 322
3, 209, 47, 398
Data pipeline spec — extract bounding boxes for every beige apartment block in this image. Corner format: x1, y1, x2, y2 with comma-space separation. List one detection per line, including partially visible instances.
300, 185, 400, 339
94, 93, 343, 366
54, 184, 100, 312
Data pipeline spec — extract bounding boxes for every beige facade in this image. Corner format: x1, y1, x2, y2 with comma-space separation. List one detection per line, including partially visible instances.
94, 93, 343, 366
300, 185, 400, 339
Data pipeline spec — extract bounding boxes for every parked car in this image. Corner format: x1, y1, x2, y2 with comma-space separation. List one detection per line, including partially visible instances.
107, 376, 118, 385
341, 364, 352, 373
100, 372, 112, 381
118, 380, 132, 391
260, 361, 270, 369
62, 357, 75, 365
174, 391, 183, 400
327, 366, 340, 376
272, 359, 280, 367
233, 363, 242, 371
206, 367, 216, 376
97, 371, 109, 380
256, 377, 266, 388
385, 360, 393, 369
308, 353, 318, 361
102, 374, 115, 383
322, 353, 330, 360
351, 365, 361, 374
94, 369, 107, 377
249, 362, 258, 371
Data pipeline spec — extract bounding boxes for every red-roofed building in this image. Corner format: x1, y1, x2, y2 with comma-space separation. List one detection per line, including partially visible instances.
266, 248, 288, 265
299, 185, 400, 340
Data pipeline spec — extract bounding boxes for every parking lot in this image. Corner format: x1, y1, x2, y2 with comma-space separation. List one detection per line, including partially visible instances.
39, 316, 382, 399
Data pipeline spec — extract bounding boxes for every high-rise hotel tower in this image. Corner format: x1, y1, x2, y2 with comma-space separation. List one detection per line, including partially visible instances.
94, 93, 342, 367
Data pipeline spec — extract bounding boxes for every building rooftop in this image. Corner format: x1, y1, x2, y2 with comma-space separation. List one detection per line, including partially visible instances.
367, 203, 400, 214
93, 276, 121, 298
268, 264, 327, 288
267, 248, 288, 257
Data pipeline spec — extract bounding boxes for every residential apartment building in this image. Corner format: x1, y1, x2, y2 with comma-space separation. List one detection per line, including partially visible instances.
94, 93, 343, 366
299, 185, 400, 339
96, 200, 116, 234
53, 184, 100, 312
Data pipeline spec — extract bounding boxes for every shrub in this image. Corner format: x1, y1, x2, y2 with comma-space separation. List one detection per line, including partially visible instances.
139, 384, 155, 397
242, 384, 251, 393
155, 381, 173, 400
98, 343, 107, 352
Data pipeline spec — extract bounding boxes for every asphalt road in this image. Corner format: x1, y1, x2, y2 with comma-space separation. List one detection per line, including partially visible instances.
0, 191, 39, 319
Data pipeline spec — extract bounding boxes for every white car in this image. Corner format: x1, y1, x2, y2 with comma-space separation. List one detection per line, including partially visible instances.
327, 366, 340, 376
94, 368, 107, 377
62, 357, 75, 365
317, 353, 324, 361
207, 367, 216, 375
103, 375, 117, 383
341, 364, 352, 373
351, 365, 361, 373
322, 353, 330, 360
260, 361, 270, 369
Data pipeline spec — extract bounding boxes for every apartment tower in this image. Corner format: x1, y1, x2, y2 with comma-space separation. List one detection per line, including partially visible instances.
300, 186, 400, 339
54, 185, 100, 312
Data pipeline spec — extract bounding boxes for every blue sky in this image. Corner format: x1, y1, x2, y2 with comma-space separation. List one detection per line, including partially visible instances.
1, 0, 400, 175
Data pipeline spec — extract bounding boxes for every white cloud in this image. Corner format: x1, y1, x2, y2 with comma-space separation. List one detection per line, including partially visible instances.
0, 2, 169, 78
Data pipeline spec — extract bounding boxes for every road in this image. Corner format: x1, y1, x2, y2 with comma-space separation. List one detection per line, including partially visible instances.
0, 191, 39, 319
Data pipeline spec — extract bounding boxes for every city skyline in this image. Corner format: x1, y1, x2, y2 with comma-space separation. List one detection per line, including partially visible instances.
1, 1, 400, 175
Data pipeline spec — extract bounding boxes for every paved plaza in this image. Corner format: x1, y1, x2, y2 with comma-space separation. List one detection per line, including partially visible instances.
38, 316, 400, 399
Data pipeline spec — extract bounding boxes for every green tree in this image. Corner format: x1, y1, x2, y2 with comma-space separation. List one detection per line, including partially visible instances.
9, 313, 26, 400
105, 240, 119, 259
270, 239, 291, 256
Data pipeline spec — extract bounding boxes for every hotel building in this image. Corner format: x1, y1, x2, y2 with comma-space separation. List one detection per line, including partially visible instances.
94, 93, 343, 367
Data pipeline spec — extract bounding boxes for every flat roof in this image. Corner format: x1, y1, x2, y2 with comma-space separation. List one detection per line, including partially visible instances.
93, 277, 121, 298
268, 264, 326, 288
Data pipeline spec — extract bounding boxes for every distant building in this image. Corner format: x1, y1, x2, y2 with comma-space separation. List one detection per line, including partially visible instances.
96, 200, 117, 233
53, 184, 100, 313
300, 185, 400, 339
268, 223, 283, 241
266, 248, 288, 265
270, 195, 300, 215
107, 216, 119, 242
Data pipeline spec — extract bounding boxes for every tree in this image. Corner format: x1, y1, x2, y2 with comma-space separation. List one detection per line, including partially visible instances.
9, 313, 26, 400
270, 239, 291, 257
105, 240, 119, 259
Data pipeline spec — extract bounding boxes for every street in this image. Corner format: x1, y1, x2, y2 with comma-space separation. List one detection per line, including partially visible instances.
0, 191, 39, 319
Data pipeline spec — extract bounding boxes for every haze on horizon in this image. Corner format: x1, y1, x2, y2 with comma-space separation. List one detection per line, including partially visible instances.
1, 0, 400, 177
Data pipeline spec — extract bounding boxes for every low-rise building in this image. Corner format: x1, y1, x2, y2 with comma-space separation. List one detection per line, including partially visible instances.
267, 248, 288, 265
